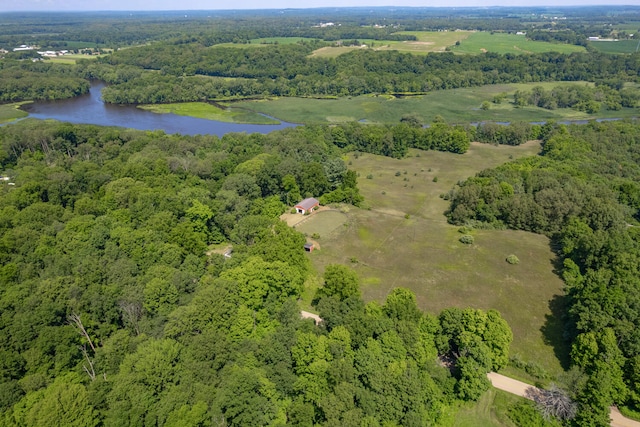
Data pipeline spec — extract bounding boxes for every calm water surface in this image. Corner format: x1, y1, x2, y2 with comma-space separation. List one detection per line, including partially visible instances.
21, 82, 297, 137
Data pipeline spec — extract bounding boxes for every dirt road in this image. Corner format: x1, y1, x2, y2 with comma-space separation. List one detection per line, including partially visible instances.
487, 372, 640, 427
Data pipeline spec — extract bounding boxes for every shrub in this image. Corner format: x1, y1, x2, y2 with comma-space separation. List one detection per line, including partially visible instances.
311, 233, 320, 239
506, 254, 520, 264
459, 234, 474, 245
458, 226, 473, 234
433, 176, 438, 182
366, 174, 373, 179
395, 171, 401, 177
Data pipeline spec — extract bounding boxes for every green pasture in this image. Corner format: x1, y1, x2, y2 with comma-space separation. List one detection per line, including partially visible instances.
589, 39, 640, 54
307, 143, 567, 377
232, 81, 636, 125
249, 37, 318, 45
310, 31, 471, 57
0, 102, 28, 123
138, 102, 279, 124
452, 32, 586, 55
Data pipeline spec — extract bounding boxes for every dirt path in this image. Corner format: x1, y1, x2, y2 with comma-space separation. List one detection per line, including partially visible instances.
488, 372, 640, 427
300, 310, 322, 324
487, 372, 538, 398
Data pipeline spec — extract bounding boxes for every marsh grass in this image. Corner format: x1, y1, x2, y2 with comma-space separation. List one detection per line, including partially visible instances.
138, 102, 279, 124
232, 82, 637, 125
0, 102, 29, 123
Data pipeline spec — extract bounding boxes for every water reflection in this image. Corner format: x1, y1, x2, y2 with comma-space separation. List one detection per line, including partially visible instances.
21, 82, 297, 137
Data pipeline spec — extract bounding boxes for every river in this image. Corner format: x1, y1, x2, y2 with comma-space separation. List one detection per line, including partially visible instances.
20, 82, 297, 137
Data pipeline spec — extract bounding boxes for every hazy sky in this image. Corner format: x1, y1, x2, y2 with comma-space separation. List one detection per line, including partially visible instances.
4, 0, 627, 12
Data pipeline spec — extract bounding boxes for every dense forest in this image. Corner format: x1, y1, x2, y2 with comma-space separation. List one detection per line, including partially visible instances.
2, 6, 640, 426
0, 120, 517, 426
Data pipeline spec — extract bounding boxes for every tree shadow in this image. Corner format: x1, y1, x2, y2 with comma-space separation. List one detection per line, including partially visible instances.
539, 241, 573, 371
541, 294, 572, 371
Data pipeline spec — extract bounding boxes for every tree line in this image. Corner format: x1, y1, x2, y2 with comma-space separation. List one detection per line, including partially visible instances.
446, 119, 640, 425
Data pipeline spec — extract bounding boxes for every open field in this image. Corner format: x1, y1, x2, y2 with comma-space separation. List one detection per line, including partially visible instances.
589, 39, 640, 54
249, 37, 318, 45
309, 31, 472, 57
447, 389, 521, 427
138, 102, 279, 124
47, 54, 99, 64
295, 210, 349, 238
0, 102, 29, 123
306, 143, 567, 377
232, 81, 637, 125
452, 32, 586, 55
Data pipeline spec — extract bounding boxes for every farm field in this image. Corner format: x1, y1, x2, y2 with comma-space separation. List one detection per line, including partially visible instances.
302, 142, 567, 378
589, 39, 640, 54
451, 32, 586, 55
309, 31, 472, 57
232, 81, 638, 125
47, 53, 99, 64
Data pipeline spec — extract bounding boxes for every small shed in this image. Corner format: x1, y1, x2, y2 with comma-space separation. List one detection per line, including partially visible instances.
304, 243, 314, 252
295, 197, 320, 215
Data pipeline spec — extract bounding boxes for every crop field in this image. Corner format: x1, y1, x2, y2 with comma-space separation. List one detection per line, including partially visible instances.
232, 81, 637, 125
308, 143, 567, 377
451, 32, 586, 55
589, 39, 640, 54
138, 102, 279, 124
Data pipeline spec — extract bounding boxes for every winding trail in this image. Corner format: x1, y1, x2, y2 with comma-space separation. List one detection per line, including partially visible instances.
487, 372, 640, 427
297, 312, 640, 427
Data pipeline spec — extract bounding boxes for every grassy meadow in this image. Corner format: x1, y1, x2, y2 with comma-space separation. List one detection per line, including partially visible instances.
447, 389, 523, 427
232, 81, 637, 125
300, 143, 567, 378
451, 32, 586, 55
138, 102, 279, 124
0, 102, 29, 123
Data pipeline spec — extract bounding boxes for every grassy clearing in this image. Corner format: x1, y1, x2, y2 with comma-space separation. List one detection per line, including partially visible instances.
310, 31, 471, 57
451, 32, 586, 55
0, 102, 29, 123
445, 389, 521, 427
295, 210, 349, 239
589, 39, 640, 54
137, 102, 279, 124
232, 81, 636, 125
308, 143, 566, 378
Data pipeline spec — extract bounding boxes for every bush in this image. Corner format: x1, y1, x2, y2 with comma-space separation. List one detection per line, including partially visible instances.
459, 234, 474, 245
311, 233, 320, 239
458, 226, 473, 234
395, 171, 401, 177
366, 174, 373, 179
506, 254, 520, 264
433, 176, 438, 182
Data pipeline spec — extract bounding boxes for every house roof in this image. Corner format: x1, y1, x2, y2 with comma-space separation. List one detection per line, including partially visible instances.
295, 197, 319, 210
